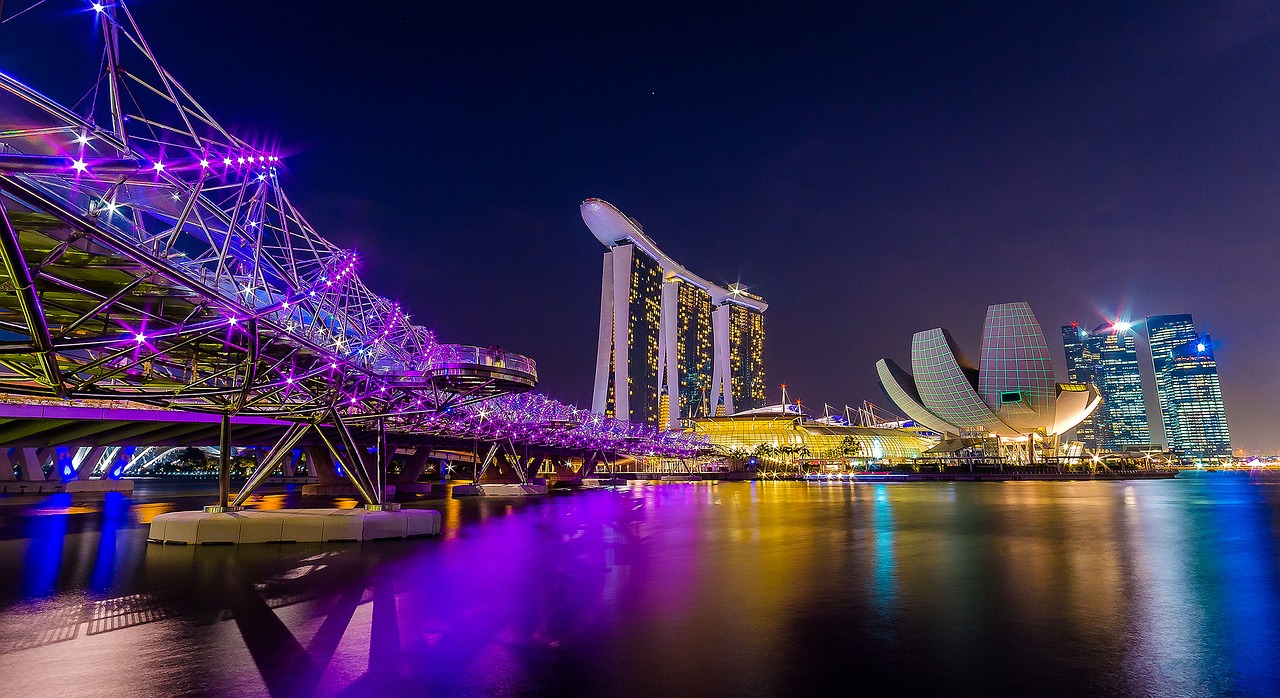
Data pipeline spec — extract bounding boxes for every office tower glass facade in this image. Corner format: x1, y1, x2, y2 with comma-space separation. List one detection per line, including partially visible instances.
1092, 324, 1150, 449
1061, 322, 1149, 451
1061, 324, 1098, 445
1147, 314, 1231, 461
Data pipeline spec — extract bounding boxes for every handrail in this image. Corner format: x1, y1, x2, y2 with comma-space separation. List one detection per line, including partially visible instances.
426, 344, 537, 377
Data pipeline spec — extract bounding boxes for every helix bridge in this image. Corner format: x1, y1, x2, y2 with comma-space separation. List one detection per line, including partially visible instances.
0, 2, 703, 508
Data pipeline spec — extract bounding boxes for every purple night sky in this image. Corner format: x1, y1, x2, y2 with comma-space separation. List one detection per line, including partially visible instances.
2, 1, 1277, 451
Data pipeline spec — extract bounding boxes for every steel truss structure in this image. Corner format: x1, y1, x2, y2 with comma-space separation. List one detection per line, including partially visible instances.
0, 2, 704, 505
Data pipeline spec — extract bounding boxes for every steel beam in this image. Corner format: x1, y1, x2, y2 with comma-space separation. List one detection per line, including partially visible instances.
0, 202, 65, 396
316, 412, 377, 506
231, 421, 309, 506
218, 412, 230, 509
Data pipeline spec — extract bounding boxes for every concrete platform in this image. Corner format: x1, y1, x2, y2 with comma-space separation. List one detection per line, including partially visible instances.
301, 483, 395, 497
582, 477, 628, 487
452, 483, 548, 497
147, 508, 441, 544
659, 475, 703, 482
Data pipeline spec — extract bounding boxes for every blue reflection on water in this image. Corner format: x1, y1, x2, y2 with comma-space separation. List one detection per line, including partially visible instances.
1209, 479, 1279, 695
22, 493, 70, 597
90, 492, 128, 593
871, 484, 897, 618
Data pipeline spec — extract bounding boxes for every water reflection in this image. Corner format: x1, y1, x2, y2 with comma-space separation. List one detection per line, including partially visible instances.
0, 475, 1274, 696
89, 492, 128, 592
21, 495, 69, 598
870, 484, 897, 626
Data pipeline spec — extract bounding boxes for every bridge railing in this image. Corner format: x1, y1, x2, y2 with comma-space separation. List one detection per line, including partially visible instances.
425, 344, 537, 377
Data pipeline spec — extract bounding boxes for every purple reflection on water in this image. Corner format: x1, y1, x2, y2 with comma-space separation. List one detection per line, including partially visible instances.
0, 476, 1276, 696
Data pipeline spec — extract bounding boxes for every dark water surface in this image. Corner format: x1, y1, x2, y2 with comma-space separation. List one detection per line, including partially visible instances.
0, 474, 1277, 697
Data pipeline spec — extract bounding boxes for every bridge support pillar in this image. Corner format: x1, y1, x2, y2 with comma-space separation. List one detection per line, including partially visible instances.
73, 446, 108, 480
580, 452, 601, 478
18, 448, 48, 481
395, 446, 431, 484
307, 447, 342, 485
524, 455, 545, 482
0, 449, 15, 481
281, 449, 298, 477
216, 412, 232, 510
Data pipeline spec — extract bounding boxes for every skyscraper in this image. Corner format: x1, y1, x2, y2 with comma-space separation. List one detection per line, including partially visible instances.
583, 199, 767, 428
1060, 323, 1098, 446
1146, 314, 1231, 461
1061, 321, 1150, 451
594, 242, 663, 426
727, 286, 767, 413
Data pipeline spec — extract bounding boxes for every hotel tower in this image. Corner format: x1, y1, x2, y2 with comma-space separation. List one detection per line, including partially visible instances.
581, 199, 767, 428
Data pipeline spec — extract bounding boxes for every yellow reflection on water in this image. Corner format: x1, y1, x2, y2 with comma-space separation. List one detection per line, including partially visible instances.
332, 497, 358, 509
133, 502, 177, 524
31, 504, 102, 516
244, 494, 288, 511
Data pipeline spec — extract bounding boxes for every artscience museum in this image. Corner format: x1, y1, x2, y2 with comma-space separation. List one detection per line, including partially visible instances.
876, 302, 1101, 459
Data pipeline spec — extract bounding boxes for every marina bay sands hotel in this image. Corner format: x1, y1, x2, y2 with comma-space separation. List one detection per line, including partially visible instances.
582, 199, 767, 428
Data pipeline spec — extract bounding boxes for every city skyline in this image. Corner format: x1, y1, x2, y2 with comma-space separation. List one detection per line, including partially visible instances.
3, 2, 1275, 450
0, 5, 1276, 697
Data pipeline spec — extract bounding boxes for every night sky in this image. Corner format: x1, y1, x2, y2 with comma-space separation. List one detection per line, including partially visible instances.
2, 1, 1278, 451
